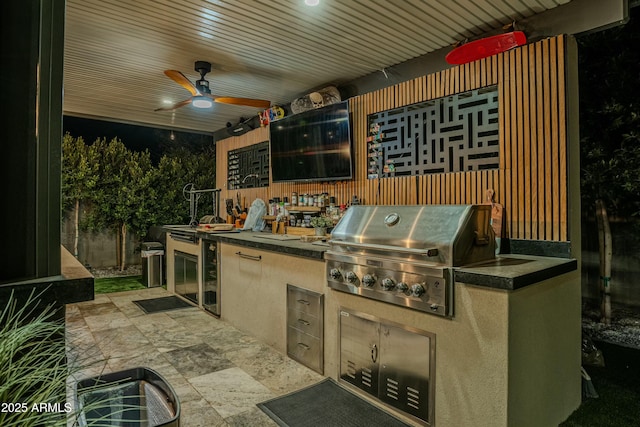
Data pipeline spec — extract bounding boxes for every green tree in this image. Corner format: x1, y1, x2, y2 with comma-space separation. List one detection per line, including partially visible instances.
61, 133, 98, 258
84, 137, 154, 271
151, 146, 217, 226
61, 133, 216, 270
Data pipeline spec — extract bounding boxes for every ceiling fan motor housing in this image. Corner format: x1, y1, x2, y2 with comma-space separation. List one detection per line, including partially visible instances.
194, 60, 211, 74
194, 60, 212, 94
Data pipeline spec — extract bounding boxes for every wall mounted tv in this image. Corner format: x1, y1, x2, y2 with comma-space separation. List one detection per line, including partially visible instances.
270, 101, 353, 183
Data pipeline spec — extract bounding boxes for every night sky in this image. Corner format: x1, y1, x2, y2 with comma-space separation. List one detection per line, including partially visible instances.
63, 116, 213, 163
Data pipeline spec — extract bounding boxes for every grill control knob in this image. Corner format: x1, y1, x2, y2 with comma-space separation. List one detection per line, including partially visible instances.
362, 274, 376, 287
381, 278, 395, 290
345, 271, 358, 284
397, 282, 409, 292
329, 268, 342, 280
410, 283, 426, 297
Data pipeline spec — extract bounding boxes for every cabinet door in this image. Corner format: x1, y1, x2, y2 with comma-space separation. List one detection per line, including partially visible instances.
339, 310, 380, 394
379, 324, 432, 423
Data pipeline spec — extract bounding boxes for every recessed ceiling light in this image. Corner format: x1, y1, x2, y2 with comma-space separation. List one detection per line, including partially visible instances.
305, 0, 319, 6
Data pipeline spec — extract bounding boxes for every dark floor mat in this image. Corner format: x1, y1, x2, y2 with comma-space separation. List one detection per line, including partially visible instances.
133, 296, 194, 314
257, 378, 410, 427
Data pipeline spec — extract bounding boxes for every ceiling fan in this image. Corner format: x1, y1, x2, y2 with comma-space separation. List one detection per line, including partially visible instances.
155, 60, 271, 112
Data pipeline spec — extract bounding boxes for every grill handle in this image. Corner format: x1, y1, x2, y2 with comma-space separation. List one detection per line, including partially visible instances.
329, 240, 438, 257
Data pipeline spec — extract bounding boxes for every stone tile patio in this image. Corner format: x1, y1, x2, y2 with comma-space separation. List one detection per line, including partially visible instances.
66, 287, 324, 426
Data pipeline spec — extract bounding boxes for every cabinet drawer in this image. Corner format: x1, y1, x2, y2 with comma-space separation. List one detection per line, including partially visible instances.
287, 285, 322, 317
287, 309, 321, 337
287, 327, 323, 374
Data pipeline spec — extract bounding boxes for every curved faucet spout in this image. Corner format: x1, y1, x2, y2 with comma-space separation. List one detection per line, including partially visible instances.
242, 173, 259, 183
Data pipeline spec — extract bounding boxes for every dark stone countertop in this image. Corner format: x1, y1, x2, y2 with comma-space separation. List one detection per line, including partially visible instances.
0, 247, 94, 320
166, 227, 578, 291
454, 254, 578, 290
198, 230, 327, 260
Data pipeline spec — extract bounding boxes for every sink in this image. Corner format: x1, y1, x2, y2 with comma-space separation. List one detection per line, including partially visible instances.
166, 225, 198, 243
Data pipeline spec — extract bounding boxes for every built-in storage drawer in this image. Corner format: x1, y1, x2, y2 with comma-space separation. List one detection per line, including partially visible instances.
287, 308, 321, 337
287, 327, 322, 372
286, 284, 323, 374
287, 286, 322, 317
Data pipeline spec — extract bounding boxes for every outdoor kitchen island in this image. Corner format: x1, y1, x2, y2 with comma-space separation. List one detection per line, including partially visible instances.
189, 221, 581, 427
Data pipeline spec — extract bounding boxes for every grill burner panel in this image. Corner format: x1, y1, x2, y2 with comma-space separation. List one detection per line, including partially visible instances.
326, 253, 453, 316
327, 205, 495, 317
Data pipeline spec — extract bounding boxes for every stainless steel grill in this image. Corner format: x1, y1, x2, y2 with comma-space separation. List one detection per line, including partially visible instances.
326, 205, 496, 317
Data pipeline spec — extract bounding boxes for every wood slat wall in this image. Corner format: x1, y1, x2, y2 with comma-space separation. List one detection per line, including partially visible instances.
216, 35, 574, 242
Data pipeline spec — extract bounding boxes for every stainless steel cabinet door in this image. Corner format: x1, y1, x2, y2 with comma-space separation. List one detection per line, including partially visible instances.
339, 310, 380, 394
379, 324, 432, 423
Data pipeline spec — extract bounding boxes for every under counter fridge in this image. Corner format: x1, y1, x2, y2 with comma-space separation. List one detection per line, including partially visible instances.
202, 241, 220, 316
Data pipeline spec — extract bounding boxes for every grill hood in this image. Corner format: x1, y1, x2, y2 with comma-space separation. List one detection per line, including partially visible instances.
329, 205, 496, 267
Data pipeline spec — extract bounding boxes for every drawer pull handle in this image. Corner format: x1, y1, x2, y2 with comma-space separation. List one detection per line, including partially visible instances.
297, 319, 310, 326
297, 299, 310, 305
235, 251, 261, 261
297, 342, 310, 350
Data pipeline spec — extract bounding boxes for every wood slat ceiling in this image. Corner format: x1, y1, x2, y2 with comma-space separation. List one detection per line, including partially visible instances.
63, 0, 571, 134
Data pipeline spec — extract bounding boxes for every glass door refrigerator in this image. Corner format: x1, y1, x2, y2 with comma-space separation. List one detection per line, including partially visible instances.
202, 241, 219, 316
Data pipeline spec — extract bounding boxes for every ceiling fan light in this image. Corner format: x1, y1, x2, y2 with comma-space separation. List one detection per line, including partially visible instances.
192, 96, 213, 109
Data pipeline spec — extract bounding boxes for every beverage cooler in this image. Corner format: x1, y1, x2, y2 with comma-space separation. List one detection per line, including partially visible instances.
202, 241, 219, 316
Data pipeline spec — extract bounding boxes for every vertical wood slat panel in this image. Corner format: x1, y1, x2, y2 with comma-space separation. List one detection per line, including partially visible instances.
558, 35, 568, 241
543, 39, 553, 240
214, 36, 570, 242
536, 41, 546, 240
522, 43, 532, 240
529, 43, 539, 239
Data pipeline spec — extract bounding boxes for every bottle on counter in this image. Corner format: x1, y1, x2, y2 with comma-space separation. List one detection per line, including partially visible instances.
318, 193, 325, 208
291, 192, 298, 207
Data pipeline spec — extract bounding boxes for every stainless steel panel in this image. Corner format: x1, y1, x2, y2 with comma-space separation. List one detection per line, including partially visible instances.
326, 252, 454, 317
379, 324, 433, 424
286, 285, 324, 374
329, 204, 495, 266
175, 251, 198, 304
339, 310, 380, 394
339, 309, 435, 426
286, 286, 322, 318
287, 327, 322, 374
287, 309, 321, 338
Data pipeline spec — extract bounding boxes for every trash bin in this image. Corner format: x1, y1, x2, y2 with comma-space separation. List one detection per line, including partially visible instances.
75, 367, 180, 426
141, 242, 164, 287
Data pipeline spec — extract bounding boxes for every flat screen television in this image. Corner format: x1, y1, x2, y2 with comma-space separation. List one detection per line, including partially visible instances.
270, 101, 353, 183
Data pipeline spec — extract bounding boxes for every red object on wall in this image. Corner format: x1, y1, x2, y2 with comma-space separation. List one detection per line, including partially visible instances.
445, 31, 527, 65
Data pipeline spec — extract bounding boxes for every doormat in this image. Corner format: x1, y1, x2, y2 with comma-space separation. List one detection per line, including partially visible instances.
257, 378, 410, 427
133, 296, 194, 314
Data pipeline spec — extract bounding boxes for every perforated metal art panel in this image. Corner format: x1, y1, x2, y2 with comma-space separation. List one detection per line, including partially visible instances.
227, 141, 270, 190
367, 86, 499, 179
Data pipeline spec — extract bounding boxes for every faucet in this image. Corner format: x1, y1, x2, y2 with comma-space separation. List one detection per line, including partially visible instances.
242, 173, 259, 183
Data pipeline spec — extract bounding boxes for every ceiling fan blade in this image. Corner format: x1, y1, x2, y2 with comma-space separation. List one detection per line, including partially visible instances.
211, 96, 271, 109
154, 98, 193, 112
164, 70, 200, 96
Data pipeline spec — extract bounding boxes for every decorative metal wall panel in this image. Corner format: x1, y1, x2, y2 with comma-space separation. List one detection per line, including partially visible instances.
227, 141, 270, 189
367, 86, 499, 178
